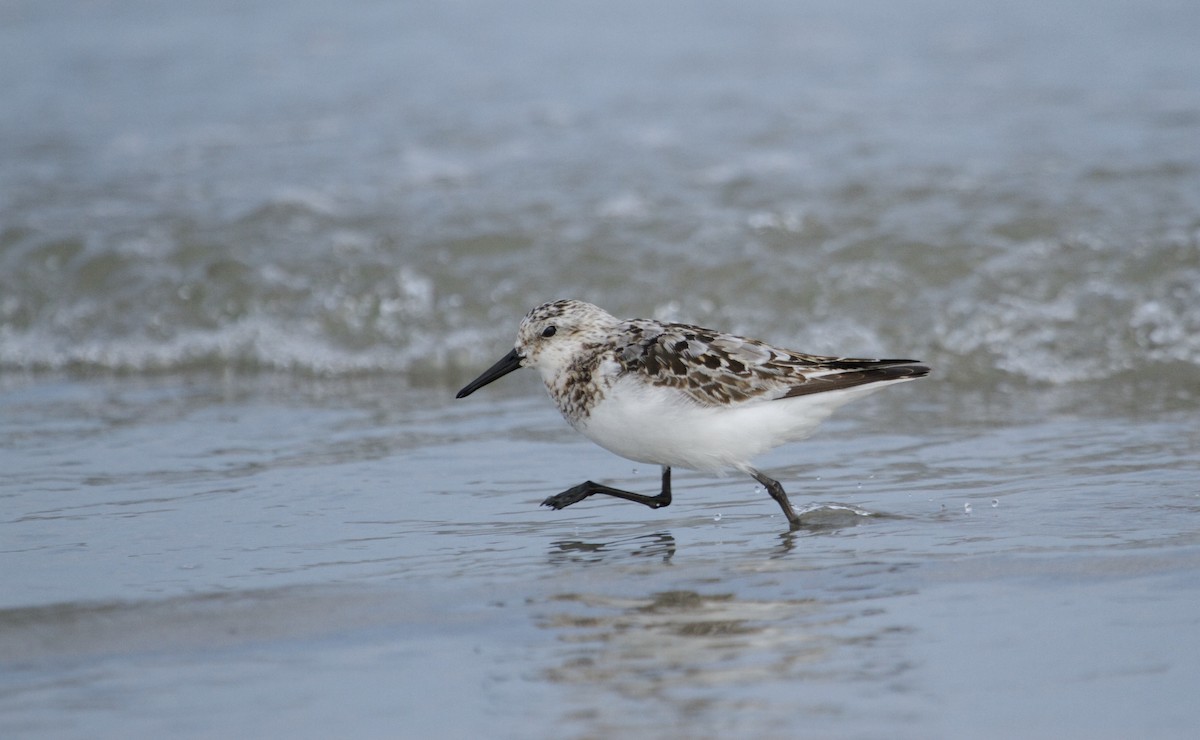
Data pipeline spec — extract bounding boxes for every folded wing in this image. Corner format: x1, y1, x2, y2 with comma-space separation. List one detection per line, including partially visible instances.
619, 319, 929, 406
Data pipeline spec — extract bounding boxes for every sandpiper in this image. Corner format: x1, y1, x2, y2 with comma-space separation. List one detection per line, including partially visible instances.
456, 299, 929, 529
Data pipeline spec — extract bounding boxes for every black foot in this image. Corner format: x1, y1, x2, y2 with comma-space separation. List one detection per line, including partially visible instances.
542, 482, 598, 510
541, 468, 673, 512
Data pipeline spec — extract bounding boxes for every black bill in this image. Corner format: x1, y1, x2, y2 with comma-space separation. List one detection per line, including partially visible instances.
455, 348, 523, 398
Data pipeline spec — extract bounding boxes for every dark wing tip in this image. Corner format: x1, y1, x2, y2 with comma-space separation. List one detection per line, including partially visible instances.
882, 362, 931, 378
780, 361, 930, 399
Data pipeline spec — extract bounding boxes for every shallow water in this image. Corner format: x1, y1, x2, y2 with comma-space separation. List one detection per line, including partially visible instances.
3, 375, 1199, 739
3, 0, 1200, 738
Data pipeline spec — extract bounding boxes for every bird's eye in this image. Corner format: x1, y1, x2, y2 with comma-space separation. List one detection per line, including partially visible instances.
541, 325, 557, 338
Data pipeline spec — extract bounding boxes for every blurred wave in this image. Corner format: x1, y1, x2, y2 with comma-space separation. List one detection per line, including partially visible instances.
4, 188, 1198, 391
2, 0, 1199, 401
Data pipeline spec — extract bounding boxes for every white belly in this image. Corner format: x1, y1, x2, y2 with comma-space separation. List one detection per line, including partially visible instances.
569, 376, 888, 473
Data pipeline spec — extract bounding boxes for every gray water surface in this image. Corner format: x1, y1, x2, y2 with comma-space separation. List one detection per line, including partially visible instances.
3, 0, 1200, 738
3, 375, 1199, 739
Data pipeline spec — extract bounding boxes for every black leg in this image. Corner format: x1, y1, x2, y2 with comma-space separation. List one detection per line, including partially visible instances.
749, 468, 801, 530
542, 466, 673, 511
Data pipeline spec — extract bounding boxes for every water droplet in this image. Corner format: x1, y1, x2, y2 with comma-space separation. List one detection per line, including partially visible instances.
991, 499, 999, 508
964, 502, 973, 514
713, 512, 722, 522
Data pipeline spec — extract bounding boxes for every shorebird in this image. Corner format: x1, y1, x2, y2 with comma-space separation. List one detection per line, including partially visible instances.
456, 299, 929, 529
